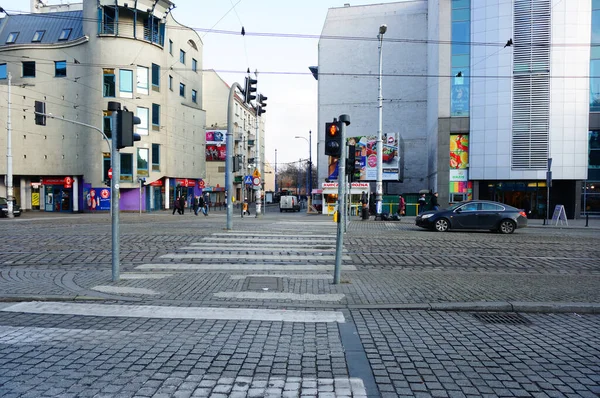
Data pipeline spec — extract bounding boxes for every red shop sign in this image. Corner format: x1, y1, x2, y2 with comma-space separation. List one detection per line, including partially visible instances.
42, 177, 72, 187
149, 179, 163, 187
198, 179, 205, 188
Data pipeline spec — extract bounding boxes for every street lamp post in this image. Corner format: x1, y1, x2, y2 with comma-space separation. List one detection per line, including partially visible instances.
376, 24, 387, 217
294, 132, 312, 199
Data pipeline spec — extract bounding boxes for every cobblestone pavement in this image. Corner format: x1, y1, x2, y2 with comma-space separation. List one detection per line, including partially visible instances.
0, 211, 599, 397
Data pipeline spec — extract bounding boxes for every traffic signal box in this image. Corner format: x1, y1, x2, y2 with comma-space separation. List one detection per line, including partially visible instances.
116, 110, 142, 150
325, 122, 342, 158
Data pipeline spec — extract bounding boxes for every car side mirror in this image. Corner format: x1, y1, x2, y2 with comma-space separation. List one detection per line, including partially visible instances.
455, 208, 462, 213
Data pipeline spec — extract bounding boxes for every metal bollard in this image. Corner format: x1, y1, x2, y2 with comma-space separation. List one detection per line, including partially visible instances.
586, 213, 589, 227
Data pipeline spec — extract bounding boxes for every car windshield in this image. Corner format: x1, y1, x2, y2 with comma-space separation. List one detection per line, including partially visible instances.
0, 198, 7, 205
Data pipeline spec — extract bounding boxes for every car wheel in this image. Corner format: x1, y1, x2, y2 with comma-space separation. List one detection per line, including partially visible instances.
434, 218, 449, 232
499, 219, 516, 234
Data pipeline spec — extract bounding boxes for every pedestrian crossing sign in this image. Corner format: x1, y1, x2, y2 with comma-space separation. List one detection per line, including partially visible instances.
244, 175, 253, 185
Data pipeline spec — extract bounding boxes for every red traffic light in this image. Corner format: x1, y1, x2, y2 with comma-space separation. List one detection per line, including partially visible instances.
328, 123, 339, 136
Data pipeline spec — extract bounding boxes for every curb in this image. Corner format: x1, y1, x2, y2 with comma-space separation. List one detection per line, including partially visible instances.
1, 297, 597, 314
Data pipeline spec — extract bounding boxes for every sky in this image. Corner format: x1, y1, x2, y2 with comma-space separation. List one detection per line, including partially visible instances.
6, 0, 402, 168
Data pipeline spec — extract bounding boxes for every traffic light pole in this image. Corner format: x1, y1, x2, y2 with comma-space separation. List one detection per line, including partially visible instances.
108, 101, 121, 281
334, 114, 351, 285
255, 96, 262, 218
227, 82, 243, 230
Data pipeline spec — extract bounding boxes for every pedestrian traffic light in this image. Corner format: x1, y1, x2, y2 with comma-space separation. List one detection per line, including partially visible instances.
346, 144, 356, 181
257, 94, 267, 116
244, 76, 257, 104
116, 109, 141, 150
325, 121, 342, 158
233, 154, 242, 172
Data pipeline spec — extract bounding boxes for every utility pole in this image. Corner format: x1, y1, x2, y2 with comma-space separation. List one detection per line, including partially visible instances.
255, 70, 263, 218
274, 149, 278, 193
334, 114, 351, 284
108, 101, 121, 281
226, 82, 243, 230
309, 130, 312, 198
6, 72, 13, 218
376, 24, 387, 217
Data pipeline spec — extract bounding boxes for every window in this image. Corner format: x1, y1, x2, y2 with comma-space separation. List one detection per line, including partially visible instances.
180, 50, 185, 64
481, 203, 504, 211
458, 203, 478, 212
6, 32, 19, 44
179, 83, 185, 97
22, 61, 36, 78
152, 103, 160, 126
103, 68, 116, 97
136, 107, 149, 135
34, 101, 46, 125
169, 40, 173, 55
103, 152, 111, 181
192, 58, 197, 72
103, 111, 113, 138
120, 153, 133, 182
151, 63, 160, 87
99, 6, 116, 34
58, 28, 72, 41
32, 30, 45, 42
119, 69, 133, 96
0, 64, 6, 80
152, 143, 160, 171
55, 61, 67, 77
192, 89, 197, 103
169, 75, 173, 90
137, 66, 148, 95
137, 148, 149, 177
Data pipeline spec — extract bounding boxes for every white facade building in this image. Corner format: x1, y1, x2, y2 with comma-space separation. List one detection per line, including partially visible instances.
0, 0, 206, 212
318, 0, 593, 217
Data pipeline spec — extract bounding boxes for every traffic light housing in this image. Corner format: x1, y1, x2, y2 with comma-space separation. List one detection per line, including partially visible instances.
233, 154, 242, 172
257, 94, 267, 116
244, 76, 257, 104
346, 144, 356, 181
116, 110, 141, 150
325, 122, 342, 158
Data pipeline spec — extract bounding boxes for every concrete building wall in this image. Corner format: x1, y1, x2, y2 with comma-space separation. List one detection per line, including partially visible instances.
317, 1, 429, 194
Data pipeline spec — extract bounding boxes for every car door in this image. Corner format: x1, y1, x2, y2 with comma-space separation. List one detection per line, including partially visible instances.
478, 203, 504, 229
452, 202, 480, 228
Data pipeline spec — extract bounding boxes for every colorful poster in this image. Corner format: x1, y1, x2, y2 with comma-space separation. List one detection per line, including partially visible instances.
449, 134, 469, 169
344, 133, 399, 181
83, 187, 111, 211
205, 130, 226, 161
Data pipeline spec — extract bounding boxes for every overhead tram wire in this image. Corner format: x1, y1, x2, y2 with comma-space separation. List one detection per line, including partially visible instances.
1, 8, 594, 48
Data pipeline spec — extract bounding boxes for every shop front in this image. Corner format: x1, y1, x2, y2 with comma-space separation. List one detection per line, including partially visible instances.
321, 182, 370, 215
42, 177, 74, 212
479, 181, 548, 219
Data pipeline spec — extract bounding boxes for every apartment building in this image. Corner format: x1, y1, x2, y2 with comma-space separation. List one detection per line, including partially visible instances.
0, 0, 206, 212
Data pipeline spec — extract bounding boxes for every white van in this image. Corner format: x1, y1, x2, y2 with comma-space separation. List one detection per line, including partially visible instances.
279, 195, 301, 212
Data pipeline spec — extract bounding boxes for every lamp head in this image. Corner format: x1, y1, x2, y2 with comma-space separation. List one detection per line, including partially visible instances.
379, 24, 387, 35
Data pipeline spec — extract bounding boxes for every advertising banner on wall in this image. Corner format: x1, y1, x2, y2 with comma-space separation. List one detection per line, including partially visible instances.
205, 130, 226, 161
335, 133, 399, 181
83, 186, 111, 211
449, 134, 469, 169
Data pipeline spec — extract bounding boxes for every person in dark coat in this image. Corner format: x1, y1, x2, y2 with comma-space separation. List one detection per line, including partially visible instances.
179, 195, 185, 215
173, 196, 180, 215
418, 194, 427, 214
431, 192, 440, 211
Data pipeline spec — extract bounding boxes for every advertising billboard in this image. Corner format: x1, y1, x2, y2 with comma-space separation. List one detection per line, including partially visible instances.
346, 133, 399, 181
205, 130, 226, 161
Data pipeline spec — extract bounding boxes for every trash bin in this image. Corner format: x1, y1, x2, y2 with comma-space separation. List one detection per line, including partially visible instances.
362, 205, 369, 220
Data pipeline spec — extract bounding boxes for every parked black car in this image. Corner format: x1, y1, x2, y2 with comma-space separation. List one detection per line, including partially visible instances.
415, 200, 527, 234
0, 197, 21, 217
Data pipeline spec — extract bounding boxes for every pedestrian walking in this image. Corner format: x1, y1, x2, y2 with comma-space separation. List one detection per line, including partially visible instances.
418, 194, 427, 214
193, 196, 199, 216
242, 198, 251, 217
179, 195, 185, 215
173, 196, 180, 215
398, 195, 406, 216
431, 192, 440, 211
361, 191, 369, 220
199, 195, 207, 216
204, 193, 211, 214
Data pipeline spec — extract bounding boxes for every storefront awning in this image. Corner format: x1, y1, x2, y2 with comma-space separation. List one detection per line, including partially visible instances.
143, 176, 164, 186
